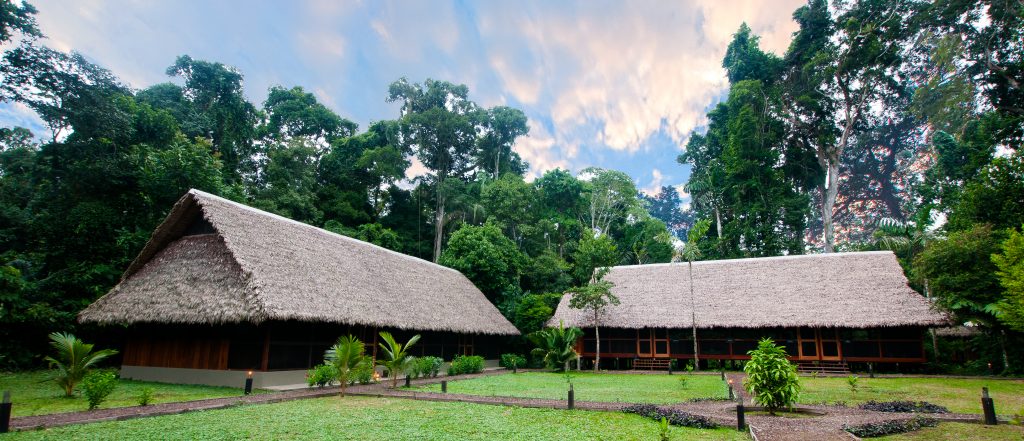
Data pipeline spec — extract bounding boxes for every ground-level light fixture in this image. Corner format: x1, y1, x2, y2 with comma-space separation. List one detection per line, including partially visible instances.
244, 371, 254, 395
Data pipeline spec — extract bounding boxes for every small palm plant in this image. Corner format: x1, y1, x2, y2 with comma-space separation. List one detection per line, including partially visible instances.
324, 335, 368, 396
376, 331, 420, 388
528, 321, 583, 372
44, 332, 118, 397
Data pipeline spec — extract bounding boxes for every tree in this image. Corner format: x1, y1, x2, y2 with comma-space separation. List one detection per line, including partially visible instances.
580, 167, 639, 235
681, 219, 711, 371
641, 185, 690, 238
439, 223, 526, 305
388, 78, 481, 262
375, 331, 420, 388
743, 338, 800, 415
914, 224, 1012, 371
323, 335, 368, 396
513, 292, 563, 335
566, 268, 618, 371
571, 229, 618, 285
0, 0, 40, 45
44, 332, 118, 397
262, 85, 356, 146
994, 227, 1024, 333
528, 321, 583, 372
476, 106, 529, 178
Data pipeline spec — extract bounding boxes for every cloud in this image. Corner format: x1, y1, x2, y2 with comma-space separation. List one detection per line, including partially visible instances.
513, 119, 570, 180
640, 169, 666, 196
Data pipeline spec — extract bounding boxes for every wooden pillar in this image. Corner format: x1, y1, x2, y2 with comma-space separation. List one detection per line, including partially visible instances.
260, 328, 271, 371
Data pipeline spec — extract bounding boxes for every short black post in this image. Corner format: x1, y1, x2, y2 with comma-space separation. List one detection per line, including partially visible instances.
1, 391, 12, 434
405, 375, 411, 388
721, 370, 726, 380
441, 380, 447, 393
513, 362, 518, 374
667, 362, 673, 375
736, 403, 746, 431
567, 384, 575, 410
868, 362, 874, 378
244, 371, 253, 395
982, 387, 997, 425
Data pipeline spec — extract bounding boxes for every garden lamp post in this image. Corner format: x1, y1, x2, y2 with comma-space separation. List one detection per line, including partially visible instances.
244, 371, 254, 395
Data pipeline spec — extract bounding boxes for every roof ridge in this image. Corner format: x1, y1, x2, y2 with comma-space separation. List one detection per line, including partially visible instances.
187, 189, 461, 274
607, 250, 897, 270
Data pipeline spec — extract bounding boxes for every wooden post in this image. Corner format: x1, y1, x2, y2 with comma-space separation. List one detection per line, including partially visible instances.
260, 328, 270, 372
441, 381, 447, 393
405, 375, 411, 388
1, 391, 11, 434
982, 387, 997, 425
736, 403, 746, 431
567, 384, 575, 410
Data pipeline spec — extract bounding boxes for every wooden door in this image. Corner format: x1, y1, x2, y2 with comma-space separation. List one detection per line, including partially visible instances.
652, 329, 670, 358
797, 327, 818, 360
637, 329, 653, 357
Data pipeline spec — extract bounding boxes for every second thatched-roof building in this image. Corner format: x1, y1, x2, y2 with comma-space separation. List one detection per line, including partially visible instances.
80, 189, 518, 387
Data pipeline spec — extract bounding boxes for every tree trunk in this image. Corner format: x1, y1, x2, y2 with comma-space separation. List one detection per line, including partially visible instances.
714, 207, 722, 239
433, 191, 446, 263
594, 309, 601, 372
1000, 330, 1010, 373
925, 280, 939, 361
689, 260, 699, 371
822, 160, 839, 253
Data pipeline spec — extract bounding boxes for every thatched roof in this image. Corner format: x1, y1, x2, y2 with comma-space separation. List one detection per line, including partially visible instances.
79, 190, 519, 335
549, 251, 948, 329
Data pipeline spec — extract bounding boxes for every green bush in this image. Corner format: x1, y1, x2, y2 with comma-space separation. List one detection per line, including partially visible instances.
137, 387, 154, 406
81, 370, 118, 410
416, 356, 443, 378
500, 353, 527, 370
447, 355, 485, 376
743, 338, 800, 414
306, 363, 337, 388
352, 356, 375, 384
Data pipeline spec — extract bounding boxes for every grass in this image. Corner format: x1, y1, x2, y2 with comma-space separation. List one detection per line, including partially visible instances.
0, 396, 750, 440
412, 372, 727, 404
874, 422, 1024, 440
798, 376, 1024, 415
0, 370, 268, 417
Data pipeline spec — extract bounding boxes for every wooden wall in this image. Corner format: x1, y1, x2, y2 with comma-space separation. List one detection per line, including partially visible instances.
122, 336, 230, 370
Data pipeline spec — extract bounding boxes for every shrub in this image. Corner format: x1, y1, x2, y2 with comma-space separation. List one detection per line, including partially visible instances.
500, 353, 527, 370
621, 404, 717, 429
658, 417, 669, 441
416, 356, 443, 378
306, 363, 337, 388
743, 338, 800, 414
82, 370, 118, 410
352, 357, 375, 384
859, 401, 949, 414
843, 417, 938, 437
847, 375, 859, 392
324, 335, 368, 395
447, 355, 485, 376
137, 387, 154, 406
677, 376, 688, 389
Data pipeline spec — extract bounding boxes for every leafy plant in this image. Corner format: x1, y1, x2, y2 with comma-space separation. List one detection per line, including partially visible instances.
743, 338, 800, 415
324, 335, 367, 395
621, 404, 718, 429
81, 370, 118, 410
416, 356, 443, 378
500, 353, 527, 370
843, 417, 938, 437
528, 321, 583, 372
859, 401, 949, 413
137, 387, 153, 406
677, 376, 688, 389
306, 363, 337, 388
447, 355, 485, 376
375, 331, 420, 388
847, 375, 859, 393
44, 332, 119, 397
352, 357, 375, 385
658, 416, 669, 441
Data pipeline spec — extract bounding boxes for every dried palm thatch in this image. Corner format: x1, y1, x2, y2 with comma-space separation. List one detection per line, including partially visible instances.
79, 190, 519, 335
549, 251, 948, 329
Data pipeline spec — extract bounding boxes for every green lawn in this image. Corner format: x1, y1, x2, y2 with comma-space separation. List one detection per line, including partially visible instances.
875, 422, 1024, 440
0, 396, 749, 441
798, 376, 1024, 415
412, 372, 726, 404
0, 370, 267, 417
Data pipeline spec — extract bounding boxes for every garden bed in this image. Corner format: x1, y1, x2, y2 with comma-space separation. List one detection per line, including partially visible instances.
410, 371, 727, 404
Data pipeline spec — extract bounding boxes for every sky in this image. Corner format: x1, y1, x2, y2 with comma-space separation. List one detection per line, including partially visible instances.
0, 0, 806, 199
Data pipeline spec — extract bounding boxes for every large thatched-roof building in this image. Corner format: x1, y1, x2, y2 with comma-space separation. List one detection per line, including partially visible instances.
80, 189, 518, 387
549, 252, 948, 370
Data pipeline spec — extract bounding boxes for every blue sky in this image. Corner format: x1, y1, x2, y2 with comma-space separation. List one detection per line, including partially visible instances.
1, 0, 805, 199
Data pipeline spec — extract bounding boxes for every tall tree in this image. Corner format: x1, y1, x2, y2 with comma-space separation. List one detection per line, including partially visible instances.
566, 267, 618, 372
388, 78, 480, 262
681, 219, 712, 371
476, 106, 529, 178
